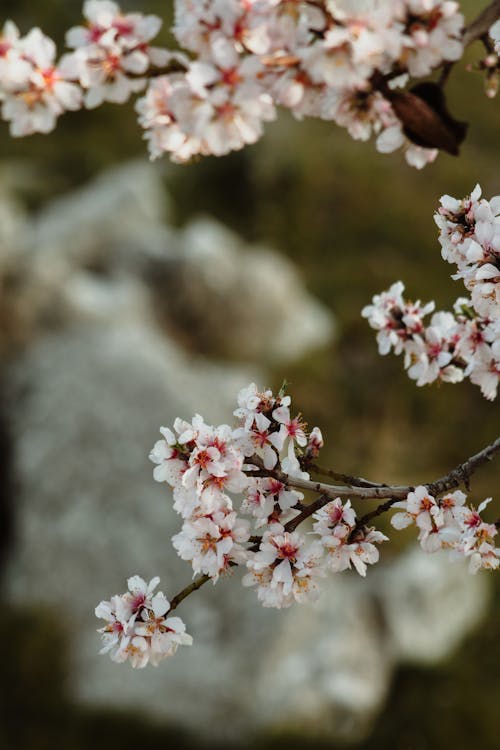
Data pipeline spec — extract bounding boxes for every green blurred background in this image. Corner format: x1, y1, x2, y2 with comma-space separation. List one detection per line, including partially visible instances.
0, 1, 499, 748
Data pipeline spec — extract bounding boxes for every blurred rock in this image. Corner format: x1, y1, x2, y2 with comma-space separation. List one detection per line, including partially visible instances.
0, 159, 334, 366
376, 547, 489, 665
151, 217, 334, 362
28, 159, 172, 285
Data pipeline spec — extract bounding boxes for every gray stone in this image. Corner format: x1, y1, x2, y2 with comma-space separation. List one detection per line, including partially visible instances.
375, 547, 490, 665
29, 159, 172, 283
3, 159, 334, 367
153, 216, 335, 363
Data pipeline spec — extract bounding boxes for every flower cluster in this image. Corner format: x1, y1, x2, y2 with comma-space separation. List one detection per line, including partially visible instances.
0, 1, 167, 135
97, 382, 498, 667
363, 186, 500, 400
95, 575, 192, 668
312, 498, 388, 577
147, 383, 392, 609
149, 383, 318, 591
0, 23, 82, 136
243, 524, 325, 607
392, 486, 499, 573
60, 0, 170, 109
139, 0, 464, 166
2, 0, 480, 167
436, 184, 500, 320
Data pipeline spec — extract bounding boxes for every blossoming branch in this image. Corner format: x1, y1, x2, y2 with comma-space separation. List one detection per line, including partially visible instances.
2, 0, 500, 168
96, 382, 500, 669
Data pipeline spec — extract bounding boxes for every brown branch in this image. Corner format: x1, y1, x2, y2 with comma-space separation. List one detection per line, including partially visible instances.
463, 0, 500, 47
168, 436, 499, 613
169, 573, 211, 610
426, 436, 500, 495
309, 463, 383, 488
355, 497, 402, 530
285, 436, 500, 500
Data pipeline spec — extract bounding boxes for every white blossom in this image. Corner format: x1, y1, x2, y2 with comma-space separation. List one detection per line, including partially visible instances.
1, 28, 82, 136
96, 576, 193, 667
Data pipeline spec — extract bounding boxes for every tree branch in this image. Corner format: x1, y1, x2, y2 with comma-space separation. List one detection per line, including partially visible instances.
285, 436, 500, 500
463, 0, 500, 47
308, 463, 383, 488
168, 435, 500, 612
169, 573, 211, 610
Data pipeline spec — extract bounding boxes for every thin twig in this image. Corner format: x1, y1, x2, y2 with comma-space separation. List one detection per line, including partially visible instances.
355, 497, 402, 530
309, 463, 383, 488
169, 574, 211, 610
285, 437, 500, 500
463, 0, 500, 47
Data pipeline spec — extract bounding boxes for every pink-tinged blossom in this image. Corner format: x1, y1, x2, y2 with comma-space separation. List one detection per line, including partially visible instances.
454, 499, 499, 573
435, 184, 483, 260
312, 498, 357, 538
439, 489, 467, 528
173, 0, 276, 58
1, 0, 470, 168
183, 47, 276, 156
243, 525, 325, 607
391, 485, 440, 533
95, 595, 131, 654
149, 425, 187, 486
60, 43, 147, 108
238, 412, 279, 469
305, 426, 324, 459
96, 576, 192, 667
233, 381, 275, 431
0, 21, 32, 90
469, 338, 500, 401
149, 416, 248, 518
62, 0, 168, 109
240, 477, 301, 528
263, 477, 302, 512
312, 496, 379, 577
396, 0, 464, 78
172, 510, 250, 581
67, 0, 166, 56
136, 71, 204, 163
404, 311, 465, 386
364, 190, 500, 400
467, 542, 500, 573
240, 481, 275, 521
271, 404, 308, 450
346, 528, 388, 577
392, 487, 500, 571
137, 40, 278, 162
362, 281, 434, 356
435, 185, 500, 320
320, 523, 388, 577
1, 28, 82, 136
